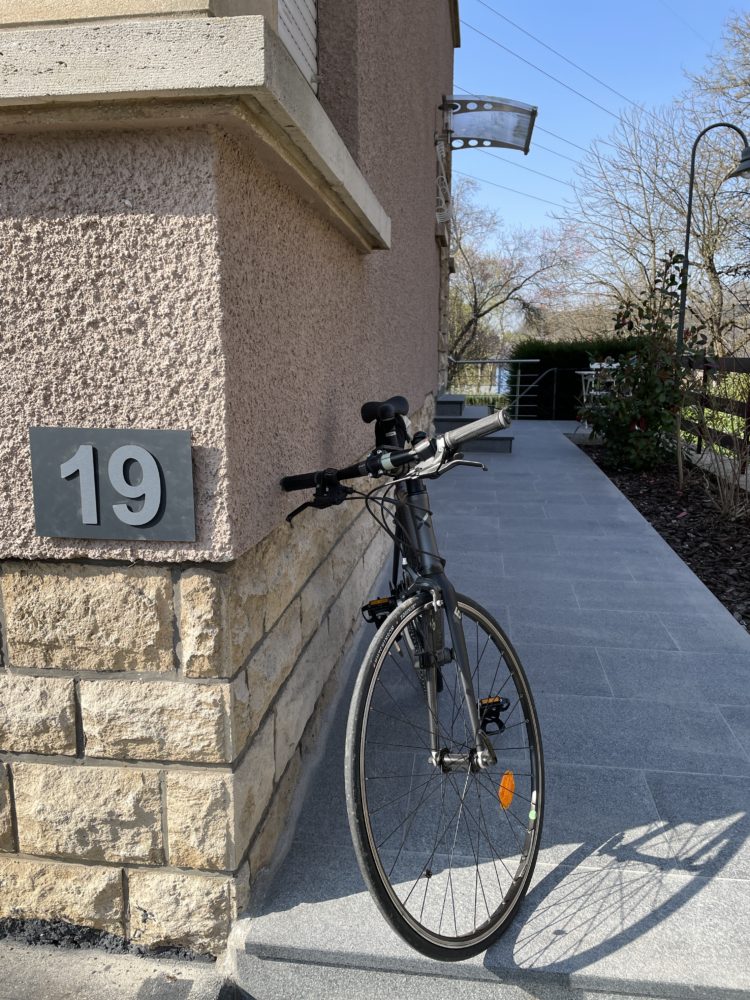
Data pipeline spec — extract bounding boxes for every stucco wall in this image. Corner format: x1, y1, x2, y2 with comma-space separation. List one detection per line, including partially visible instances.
0, 5, 453, 562
0, 127, 234, 562
218, 0, 454, 555
0, 117, 446, 562
216, 124, 445, 554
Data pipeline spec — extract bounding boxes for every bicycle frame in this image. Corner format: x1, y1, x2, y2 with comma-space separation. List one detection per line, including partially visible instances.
391, 477, 485, 763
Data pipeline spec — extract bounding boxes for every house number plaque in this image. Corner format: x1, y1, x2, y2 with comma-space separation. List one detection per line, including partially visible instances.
29, 427, 196, 541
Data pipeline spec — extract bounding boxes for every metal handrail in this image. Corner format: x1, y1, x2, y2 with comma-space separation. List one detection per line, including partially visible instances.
447, 358, 543, 418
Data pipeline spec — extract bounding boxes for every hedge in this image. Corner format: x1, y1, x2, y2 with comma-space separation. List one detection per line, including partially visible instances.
508, 335, 649, 419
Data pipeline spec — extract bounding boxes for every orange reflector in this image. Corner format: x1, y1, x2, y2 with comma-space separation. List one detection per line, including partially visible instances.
498, 771, 515, 810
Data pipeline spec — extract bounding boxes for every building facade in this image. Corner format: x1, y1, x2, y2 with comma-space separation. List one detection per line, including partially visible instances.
0, 0, 457, 955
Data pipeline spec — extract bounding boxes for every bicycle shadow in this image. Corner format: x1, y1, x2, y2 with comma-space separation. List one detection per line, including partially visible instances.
481, 806, 748, 986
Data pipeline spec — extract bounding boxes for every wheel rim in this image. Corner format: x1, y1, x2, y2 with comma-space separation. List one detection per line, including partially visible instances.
358, 598, 542, 949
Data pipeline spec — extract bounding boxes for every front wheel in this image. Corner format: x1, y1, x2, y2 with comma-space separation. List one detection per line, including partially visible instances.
345, 593, 544, 961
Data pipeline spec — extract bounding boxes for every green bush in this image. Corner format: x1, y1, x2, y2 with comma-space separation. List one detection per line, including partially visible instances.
578, 255, 703, 470
464, 393, 509, 409
581, 340, 682, 469
509, 335, 648, 419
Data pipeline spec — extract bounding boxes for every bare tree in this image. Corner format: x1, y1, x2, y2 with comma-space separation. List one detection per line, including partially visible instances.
562, 106, 686, 302
560, 96, 750, 352
692, 13, 750, 121
689, 12, 750, 349
447, 180, 565, 383
518, 296, 614, 342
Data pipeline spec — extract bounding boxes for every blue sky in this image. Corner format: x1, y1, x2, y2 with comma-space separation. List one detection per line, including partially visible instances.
452, 0, 743, 229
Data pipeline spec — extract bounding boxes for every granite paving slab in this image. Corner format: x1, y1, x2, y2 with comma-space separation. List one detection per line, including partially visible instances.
536, 693, 750, 775
511, 642, 613, 699
500, 553, 635, 582
645, 770, 750, 879
596, 648, 750, 706
239, 847, 750, 998
659, 612, 750, 652
508, 608, 678, 649
573, 580, 721, 613
719, 705, 750, 756
234, 956, 669, 1000
539, 763, 673, 872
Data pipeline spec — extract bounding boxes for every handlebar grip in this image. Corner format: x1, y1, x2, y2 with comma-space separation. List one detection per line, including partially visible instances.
280, 471, 321, 492
443, 409, 511, 451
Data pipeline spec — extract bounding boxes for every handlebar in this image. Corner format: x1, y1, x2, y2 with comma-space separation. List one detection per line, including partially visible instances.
443, 409, 509, 451
280, 408, 510, 493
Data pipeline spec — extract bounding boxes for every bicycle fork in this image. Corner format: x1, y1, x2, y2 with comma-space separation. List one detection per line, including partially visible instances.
422, 576, 496, 773
396, 481, 494, 772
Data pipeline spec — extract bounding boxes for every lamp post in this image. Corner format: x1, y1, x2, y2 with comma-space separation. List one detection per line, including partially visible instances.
676, 122, 750, 355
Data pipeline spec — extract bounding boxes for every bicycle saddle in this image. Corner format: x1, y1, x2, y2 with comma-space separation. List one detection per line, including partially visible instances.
361, 395, 409, 423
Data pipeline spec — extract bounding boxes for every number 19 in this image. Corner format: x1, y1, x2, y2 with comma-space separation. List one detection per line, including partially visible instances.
61, 444, 163, 527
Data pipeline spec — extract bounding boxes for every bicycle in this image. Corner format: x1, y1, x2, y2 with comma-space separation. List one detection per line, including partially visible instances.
281, 395, 544, 962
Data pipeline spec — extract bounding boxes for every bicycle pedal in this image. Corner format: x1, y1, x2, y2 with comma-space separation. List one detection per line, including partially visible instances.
361, 596, 397, 626
479, 695, 511, 734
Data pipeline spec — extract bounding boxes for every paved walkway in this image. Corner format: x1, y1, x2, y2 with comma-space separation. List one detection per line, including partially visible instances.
233, 421, 750, 1000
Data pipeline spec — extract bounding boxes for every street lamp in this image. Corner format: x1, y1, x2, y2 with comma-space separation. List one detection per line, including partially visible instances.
676, 121, 750, 355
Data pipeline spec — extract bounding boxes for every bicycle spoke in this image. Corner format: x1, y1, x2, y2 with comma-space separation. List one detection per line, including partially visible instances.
367, 771, 437, 817
400, 771, 472, 909
475, 778, 510, 891
383, 638, 455, 749
373, 769, 443, 853
443, 770, 491, 932
367, 703, 438, 745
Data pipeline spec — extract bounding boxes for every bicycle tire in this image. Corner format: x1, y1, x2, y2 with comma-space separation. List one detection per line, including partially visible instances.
345, 592, 544, 961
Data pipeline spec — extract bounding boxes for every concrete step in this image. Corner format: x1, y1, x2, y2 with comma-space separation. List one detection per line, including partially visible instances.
233, 949, 670, 1000
435, 393, 465, 417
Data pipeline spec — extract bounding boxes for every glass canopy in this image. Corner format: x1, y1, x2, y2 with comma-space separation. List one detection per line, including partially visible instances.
444, 96, 538, 153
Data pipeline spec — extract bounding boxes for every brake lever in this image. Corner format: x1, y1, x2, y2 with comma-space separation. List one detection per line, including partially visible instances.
286, 483, 354, 524
433, 457, 488, 478
286, 500, 317, 524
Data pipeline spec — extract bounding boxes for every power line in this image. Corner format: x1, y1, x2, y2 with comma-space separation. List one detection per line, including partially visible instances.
655, 0, 709, 43
537, 125, 616, 154
461, 19, 621, 120
454, 169, 567, 208
477, 148, 573, 186
474, 0, 646, 114
534, 142, 579, 163
535, 126, 591, 154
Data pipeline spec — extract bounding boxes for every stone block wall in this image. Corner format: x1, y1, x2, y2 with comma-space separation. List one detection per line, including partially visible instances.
0, 412, 441, 952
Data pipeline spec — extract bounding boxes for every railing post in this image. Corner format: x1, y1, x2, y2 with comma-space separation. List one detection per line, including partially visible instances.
514, 365, 521, 420
552, 368, 558, 420
696, 363, 708, 456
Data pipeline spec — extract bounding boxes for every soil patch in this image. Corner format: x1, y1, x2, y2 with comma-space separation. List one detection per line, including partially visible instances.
0, 917, 215, 961
577, 443, 750, 632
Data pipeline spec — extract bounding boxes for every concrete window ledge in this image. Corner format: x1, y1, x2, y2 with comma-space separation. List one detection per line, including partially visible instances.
0, 15, 391, 251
